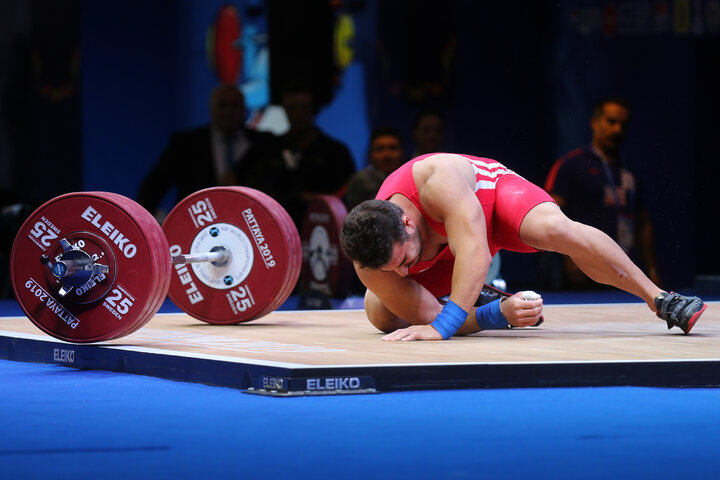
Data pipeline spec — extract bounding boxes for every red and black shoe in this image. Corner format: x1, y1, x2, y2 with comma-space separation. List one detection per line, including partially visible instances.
654, 291, 706, 334
476, 284, 544, 327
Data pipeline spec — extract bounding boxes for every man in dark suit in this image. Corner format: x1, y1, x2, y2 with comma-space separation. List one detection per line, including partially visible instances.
138, 84, 271, 220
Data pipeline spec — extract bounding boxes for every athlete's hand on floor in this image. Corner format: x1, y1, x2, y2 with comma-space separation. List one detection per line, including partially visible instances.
501, 294, 543, 327
381, 324, 443, 342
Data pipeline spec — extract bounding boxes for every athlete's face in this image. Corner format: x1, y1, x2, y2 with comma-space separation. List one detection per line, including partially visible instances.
380, 228, 422, 277
591, 102, 630, 154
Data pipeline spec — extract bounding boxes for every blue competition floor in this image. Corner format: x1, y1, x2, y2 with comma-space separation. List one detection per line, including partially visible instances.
2, 292, 720, 479
2, 359, 720, 479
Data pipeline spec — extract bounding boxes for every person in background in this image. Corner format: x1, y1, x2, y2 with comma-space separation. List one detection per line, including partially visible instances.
344, 127, 405, 211
246, 85, 356, 228
544, 96, 661, 288
137, 84, 271, 221
411, 109, 445, 156
413, 109, 504, 287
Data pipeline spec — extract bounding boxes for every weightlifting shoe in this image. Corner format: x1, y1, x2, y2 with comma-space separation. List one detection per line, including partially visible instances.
654, 291, 706, 334
475, 283, 509, 306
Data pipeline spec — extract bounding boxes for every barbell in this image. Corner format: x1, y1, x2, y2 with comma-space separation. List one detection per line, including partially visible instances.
10, 187, 304, 343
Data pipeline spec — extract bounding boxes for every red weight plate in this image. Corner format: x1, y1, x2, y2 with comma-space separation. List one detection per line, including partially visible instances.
77, 192, 169, 338
255, 203, 302, 317
239, 193, 301, 316
196, 188, 300, 321
271, 202, 302, 310
10, 192, 166, 343
89, 192, 165, 337
167, 187, 299, 322
99, 193, 171, 336
163, 186, 301, 324
300, 195, 354, 298
17, 193, 165, 342
107, 193, 170, 312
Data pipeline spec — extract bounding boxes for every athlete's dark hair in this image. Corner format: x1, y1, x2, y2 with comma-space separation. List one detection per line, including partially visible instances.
340, 199, 408, 269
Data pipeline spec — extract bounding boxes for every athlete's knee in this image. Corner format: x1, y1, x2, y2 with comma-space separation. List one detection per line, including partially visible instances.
367, 314, 411, 334
366, 309, 410, 333
364, 290, 410, 333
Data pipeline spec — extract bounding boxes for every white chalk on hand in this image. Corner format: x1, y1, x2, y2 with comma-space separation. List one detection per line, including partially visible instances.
521, 290, 541, 301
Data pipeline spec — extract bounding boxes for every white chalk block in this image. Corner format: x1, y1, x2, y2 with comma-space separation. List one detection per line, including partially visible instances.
521, 290, 541, 300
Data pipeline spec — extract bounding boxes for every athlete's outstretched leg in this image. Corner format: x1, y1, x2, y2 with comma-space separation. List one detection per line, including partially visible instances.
519, 202, 659, 307
519, 202, 705, 333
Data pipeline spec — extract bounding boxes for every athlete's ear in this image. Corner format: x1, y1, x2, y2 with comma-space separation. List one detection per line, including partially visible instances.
402, 214, 415, 232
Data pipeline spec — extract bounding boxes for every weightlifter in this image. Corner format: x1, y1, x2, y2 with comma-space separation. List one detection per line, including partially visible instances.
339, 153, 706, 341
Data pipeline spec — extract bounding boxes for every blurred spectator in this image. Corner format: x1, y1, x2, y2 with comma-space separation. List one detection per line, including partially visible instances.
344, 127, 405, 210
544, 96, 660, 288
137, 84, 272, 220
412, 109, 445, 156
245, 85, 355, 228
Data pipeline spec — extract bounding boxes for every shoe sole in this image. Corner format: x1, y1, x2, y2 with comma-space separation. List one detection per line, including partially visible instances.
683, 303, 707, 334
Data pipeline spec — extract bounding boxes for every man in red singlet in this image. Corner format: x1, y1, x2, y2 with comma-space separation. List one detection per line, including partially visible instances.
339, 153, 706, 341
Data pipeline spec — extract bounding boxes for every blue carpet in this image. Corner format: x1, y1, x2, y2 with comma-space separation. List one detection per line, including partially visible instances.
3, 291, 720, 479
1, 359, 719, 479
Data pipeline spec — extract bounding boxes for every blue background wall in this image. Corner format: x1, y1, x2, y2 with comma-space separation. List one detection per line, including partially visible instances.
2, 0, 719, 291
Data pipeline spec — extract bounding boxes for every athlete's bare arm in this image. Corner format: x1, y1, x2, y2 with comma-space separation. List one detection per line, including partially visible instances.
361, 155, 542, 341
414, 155, 492, 313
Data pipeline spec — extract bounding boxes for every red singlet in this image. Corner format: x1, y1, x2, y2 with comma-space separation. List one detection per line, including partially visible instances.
375, 153, 554, 297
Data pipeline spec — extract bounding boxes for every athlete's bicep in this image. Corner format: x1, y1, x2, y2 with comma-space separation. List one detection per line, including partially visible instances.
417, 161, 491, 311
421, 167, 486, 249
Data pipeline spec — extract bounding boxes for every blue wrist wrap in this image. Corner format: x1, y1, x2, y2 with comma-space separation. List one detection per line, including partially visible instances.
430, 300, 468, 340
475, 299, 509, 330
